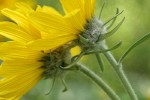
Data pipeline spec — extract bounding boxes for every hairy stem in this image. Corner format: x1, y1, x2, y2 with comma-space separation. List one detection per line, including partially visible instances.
101, 43, 138, 100
76, 62, 120, 100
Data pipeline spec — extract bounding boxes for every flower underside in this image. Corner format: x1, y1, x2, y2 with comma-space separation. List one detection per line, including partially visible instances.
40, 51, 63, 79
0, 0, 127, 99
39, 44, 74, 79
78, 17, 106, 50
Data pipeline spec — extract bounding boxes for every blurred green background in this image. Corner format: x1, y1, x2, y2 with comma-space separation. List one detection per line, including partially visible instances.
21, 0, 150, 100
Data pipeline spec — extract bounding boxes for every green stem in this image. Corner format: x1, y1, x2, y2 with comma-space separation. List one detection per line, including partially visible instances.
76, 62, 121, 100
101, 43, 138, 100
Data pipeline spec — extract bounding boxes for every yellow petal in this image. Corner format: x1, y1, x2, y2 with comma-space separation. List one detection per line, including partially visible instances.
60, 0, 84, 14
91, 0, 96, 16
0, 0, 16, 10
40, 31, 72, 40
0, 97, 16, 100
2, 8, 41, 39
70, 46, 81, 57
36, 5, 62, 16
0, 22, 34, 43
27, 35, 77, 50
15, 2, 34, 14
64, 9, 85, 32
84, 0, 92, 20
0, 41, 44, 60
60, 0, 86, 26
0, 59, 43, 77
0, 69, 43, 99
29, 11, 78, 38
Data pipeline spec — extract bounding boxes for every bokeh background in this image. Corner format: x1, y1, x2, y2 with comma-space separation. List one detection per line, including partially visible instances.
1, 0, 150, 100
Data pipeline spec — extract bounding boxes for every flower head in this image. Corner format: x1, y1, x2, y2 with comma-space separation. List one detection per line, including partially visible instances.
0, 2, 79, 100
0, 0, 120, 99
0, 40, 73, 99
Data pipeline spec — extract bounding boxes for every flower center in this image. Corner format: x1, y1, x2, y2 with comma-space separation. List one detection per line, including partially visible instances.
40, 50, 64, 79
39, 45, 73, 79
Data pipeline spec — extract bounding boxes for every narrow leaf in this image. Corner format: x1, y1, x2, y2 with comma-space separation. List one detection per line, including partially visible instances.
119, 32, 150, 63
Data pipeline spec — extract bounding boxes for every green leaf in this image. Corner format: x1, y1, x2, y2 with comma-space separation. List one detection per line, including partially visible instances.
119, 32, 150, 63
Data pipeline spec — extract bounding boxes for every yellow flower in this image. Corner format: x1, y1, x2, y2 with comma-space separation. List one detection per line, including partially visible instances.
0, 2, 79, 100
28, 0, 96, 50
0, 1, 96, 99
0, 39, 72, 99
0, 41, 74, 99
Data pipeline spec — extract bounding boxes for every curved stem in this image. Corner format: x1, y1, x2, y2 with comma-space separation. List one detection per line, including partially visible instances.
101, 43, 138, 100
76, 62, 120, 100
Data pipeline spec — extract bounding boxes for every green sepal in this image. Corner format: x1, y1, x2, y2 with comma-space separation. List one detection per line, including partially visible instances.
45, 73, 57, 95
98, 1, 106, 19
99, 17, 125, 41
61, 78, 68, 92
60, 52, 85, 69
103, 10, 124, 27
107, 8, 119, 30
86, 41, 122, 55
79, 34, 89, 45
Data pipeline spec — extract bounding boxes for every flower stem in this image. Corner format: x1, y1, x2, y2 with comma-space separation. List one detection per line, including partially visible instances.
101, 43, 138, 100
76, 62, 121, 100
